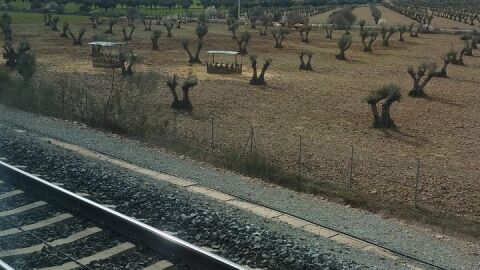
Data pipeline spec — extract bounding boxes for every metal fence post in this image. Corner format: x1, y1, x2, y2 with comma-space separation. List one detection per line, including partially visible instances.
349, 145, 354, 189
414, 158, 420, 208
297, 135, 302, 178
211, 118, 214, 155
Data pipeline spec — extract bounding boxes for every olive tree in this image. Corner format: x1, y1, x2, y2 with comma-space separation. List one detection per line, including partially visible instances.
361, 29, 378, 52
365, 84, 401, 128
165, 73, 198, 112
182, 16, 208, 64
258, 14, 272, 36
336, 34, 352, 60
398, 25, 407, 42
436, 50, 456, 77
1, 13, 12, 42
272, 27, 289, 48
141, 15, 152, 31
151, 30, 161, 51
227, 17, 239, 39
299, 24, 312, 43
68, 27, 86, 46
461, 35, 473, 56
3, 41, 35, 81
17, 48, 36, 81
358, 19, 366, 32
122, 25, 135, 41
51, 17, 60, 31
119, 51, 139, 76
324, 24, 334, 39
407, 62, 437, 97
381, 26, 396, 46
250, 55, 272, 85
60, 22, 69, 37
237, 32, 251, 55
409, 23, 420, 38
163, 19, 174, 37
451, 47, 466, 65
105, 19, 115, 34
299, 50, 313, 71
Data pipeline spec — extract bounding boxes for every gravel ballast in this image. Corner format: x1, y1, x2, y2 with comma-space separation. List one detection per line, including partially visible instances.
0, 126, 369, 270
0, 105, 478, 269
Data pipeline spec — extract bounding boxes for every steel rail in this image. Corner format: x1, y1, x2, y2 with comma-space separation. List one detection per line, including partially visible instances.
0, 260, 14, 270
0, 119, 449, 270
0, 160, 245, 270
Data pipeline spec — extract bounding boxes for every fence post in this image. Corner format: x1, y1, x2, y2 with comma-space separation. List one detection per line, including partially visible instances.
211, 118, 214, 155
349, 145, 354, 189
172, 112, 177, 135
250, 125, 254, 159
297, 135, 302, 178
414, 158, 420, 208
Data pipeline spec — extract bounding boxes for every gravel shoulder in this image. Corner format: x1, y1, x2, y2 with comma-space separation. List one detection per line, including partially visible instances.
0, 104, 478, 269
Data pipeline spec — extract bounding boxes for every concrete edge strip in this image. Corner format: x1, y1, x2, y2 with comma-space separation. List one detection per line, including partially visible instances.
0, 201, 47, 217
0, 227, 102, 258
142, 260, 174, 270
0, 190, 24, 200
37, 242, 136, 270
0, 213, 73, 237
45, 138, 408, 266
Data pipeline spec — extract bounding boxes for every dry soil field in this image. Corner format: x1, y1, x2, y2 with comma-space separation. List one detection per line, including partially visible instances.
2, 6, 480, 229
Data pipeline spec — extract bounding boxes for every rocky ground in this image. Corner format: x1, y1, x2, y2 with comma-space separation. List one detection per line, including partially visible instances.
0, 125, 369, 269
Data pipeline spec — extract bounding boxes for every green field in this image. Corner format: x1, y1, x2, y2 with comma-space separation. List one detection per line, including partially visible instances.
4, 11, 87, 24
2, 0, 204, 15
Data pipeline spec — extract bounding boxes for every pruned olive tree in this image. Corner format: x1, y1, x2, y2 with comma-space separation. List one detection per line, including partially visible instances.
299, 50, 313, 71
381, 26, 396, 46
227, 16, 239, 39
250, 55, 272, 85
365, 84, 402, 128
105, 19, 115, 34
165, 73, 198, 112
2, 41, 35, 81
361, 29, 378, 52
299, 24, 312, 43
409, 23, 420, 38
324, 24, 334, 39
407, 62, 437, 97
60, 22, 69, 37
272, 27, 289, 48
68, 27, 86, 46
359, 19, 366, 32
89, 13, 99, 28
163, 19, 174, 37
461, 34, 473, 56
119, 51, 139, 76
51, 17, 60, 31
452, 47, 466, 65
44, 14, 52, 27
122, 25, 135, 41
141, 16, 152, 31
1, 13, 13, 42
237, 32, 251, 55
182, 16, 208, 64
398, 25, 407, 42
17, 48, 36, 82
436, 50, 456, 77
151, 30, 161, 51
258, 14, 272, 36
166, 75, 180, 108
336, 34, 352, 60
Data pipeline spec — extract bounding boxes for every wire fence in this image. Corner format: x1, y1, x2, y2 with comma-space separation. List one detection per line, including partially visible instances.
162, 112, 480, 235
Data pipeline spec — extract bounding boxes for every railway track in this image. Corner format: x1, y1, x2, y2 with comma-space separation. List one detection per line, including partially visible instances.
0, 119, 451, 270
0, 160, 244, 270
